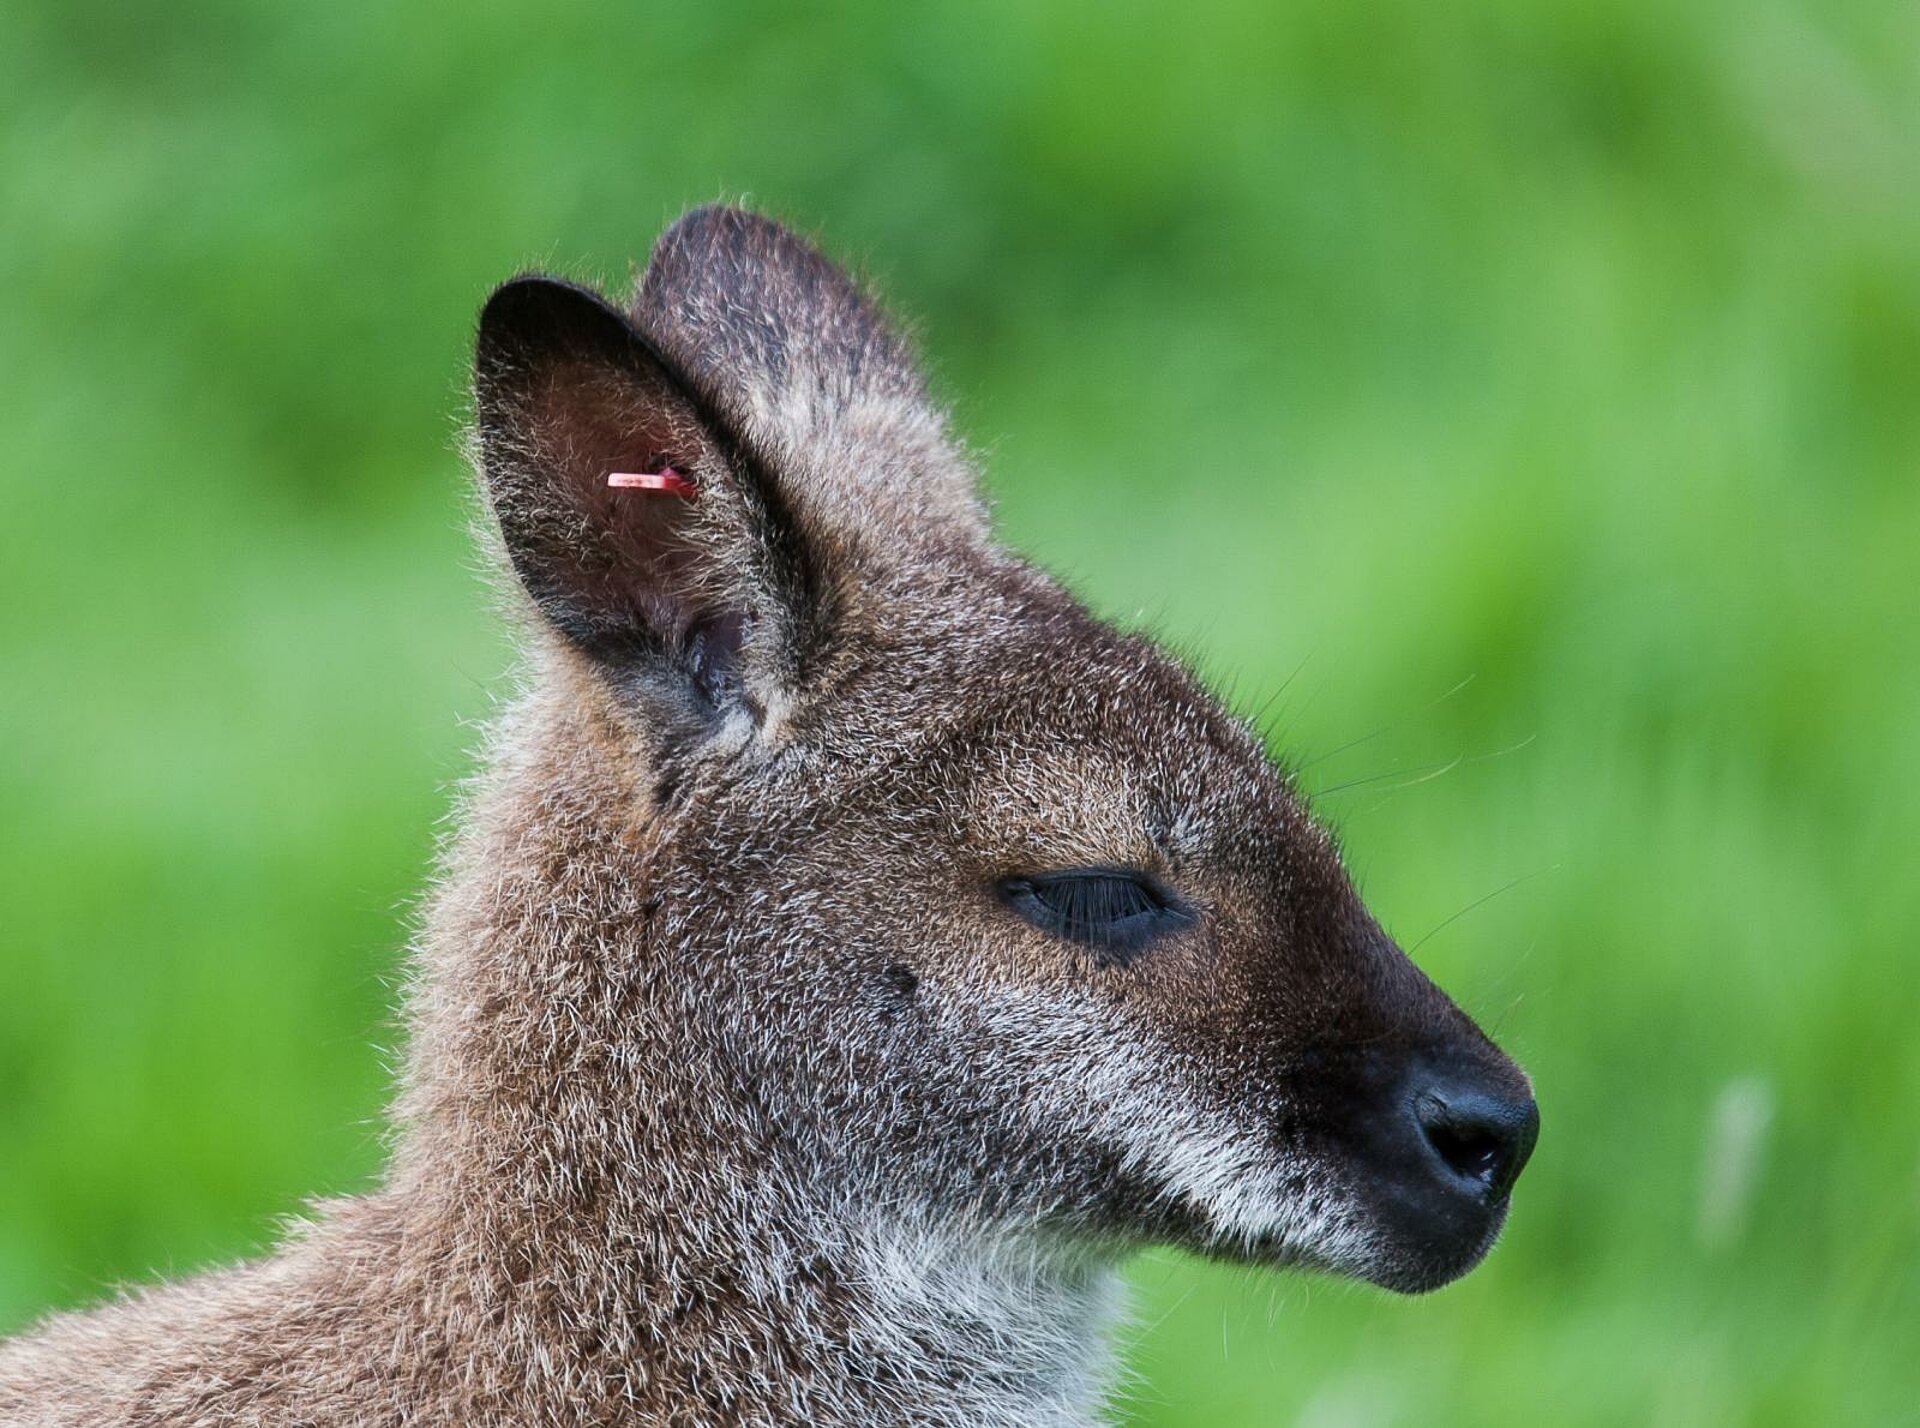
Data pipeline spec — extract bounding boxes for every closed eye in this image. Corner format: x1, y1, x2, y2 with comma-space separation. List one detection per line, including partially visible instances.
996, 867, 1194, 966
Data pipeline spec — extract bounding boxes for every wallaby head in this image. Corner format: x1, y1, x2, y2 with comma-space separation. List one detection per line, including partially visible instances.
0, 205, 1537, 1428
461, 205, 1537, 1303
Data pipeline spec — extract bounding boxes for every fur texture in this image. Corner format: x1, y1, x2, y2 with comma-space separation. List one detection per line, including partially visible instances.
0, 207, 1536, 1427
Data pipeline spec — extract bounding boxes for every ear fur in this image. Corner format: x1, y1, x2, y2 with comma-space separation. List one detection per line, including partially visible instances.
473, 275, 819, 716
634, 206, 987, 550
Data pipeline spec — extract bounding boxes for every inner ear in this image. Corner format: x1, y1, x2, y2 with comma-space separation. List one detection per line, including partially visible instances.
474, 276, 745, 668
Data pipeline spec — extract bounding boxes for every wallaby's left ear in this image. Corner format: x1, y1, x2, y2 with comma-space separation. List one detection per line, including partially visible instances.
472, 275, 822, 719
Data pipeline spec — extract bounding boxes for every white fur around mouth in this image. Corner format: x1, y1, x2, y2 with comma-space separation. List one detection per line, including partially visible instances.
969, 986, 1379, 1272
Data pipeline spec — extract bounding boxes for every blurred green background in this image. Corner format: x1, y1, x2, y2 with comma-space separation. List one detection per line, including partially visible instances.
3, 1, 1916, 1422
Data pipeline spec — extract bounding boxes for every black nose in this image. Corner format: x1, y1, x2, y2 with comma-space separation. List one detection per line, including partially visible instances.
1412, 1070, 1539, 1199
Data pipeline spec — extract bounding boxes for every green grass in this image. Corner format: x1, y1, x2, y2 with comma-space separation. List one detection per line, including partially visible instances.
3, 2, 1917, 1421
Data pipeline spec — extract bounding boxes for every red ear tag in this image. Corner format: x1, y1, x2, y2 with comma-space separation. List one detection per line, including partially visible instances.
606, 468, 697, 498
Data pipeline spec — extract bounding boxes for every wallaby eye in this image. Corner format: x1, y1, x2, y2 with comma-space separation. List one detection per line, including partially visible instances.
996, 868, 1193, 966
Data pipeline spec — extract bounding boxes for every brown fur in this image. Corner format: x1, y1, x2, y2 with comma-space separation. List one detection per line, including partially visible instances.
0, 208, 1536, 1427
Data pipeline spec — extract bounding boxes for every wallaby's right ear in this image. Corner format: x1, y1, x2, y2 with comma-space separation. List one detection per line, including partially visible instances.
473, 276, 818, 710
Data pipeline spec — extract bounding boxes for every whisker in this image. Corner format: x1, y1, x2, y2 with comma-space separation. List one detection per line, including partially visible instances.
1246, 651, 1315, 731
1463, 732, 1537, 766
1339, 733, 1538, 814
1295, 673, 1477, 772
1310, 756, 1461, 799
1407, 865, 1559, 955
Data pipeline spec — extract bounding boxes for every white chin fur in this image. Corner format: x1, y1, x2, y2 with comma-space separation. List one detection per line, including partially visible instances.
970, 986, 1378, 1273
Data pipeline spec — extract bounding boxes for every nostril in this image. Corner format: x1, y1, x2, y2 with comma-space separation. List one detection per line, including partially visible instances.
1424, 1115, 1504, 1184
1414, 1086, 1539, 1198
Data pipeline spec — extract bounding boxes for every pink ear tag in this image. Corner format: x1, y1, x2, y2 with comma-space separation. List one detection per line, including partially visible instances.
606, 467, 697, 498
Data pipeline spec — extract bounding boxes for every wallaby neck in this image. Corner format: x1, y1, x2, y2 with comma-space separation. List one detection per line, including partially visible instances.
369, 708, 1127, 1425
344, 1173, 1125, 1425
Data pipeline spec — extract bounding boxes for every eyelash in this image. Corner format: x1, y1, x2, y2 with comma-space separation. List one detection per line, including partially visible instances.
996, 868, 1193, 966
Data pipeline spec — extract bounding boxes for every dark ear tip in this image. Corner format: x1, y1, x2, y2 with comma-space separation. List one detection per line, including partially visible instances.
477, 275, 638, 368
662, 203, 782, 246
649, 205, 831, 287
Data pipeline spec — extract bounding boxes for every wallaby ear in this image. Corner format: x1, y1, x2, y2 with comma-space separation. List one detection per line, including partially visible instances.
634, 207, 987, 551
473, 275, 816, 713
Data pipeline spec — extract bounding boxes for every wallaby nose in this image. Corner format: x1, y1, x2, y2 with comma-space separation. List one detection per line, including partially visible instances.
1411, 1069, 1539, 1200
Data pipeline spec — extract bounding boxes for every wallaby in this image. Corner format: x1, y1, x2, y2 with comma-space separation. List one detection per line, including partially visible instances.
0, 206, 1538, 1427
